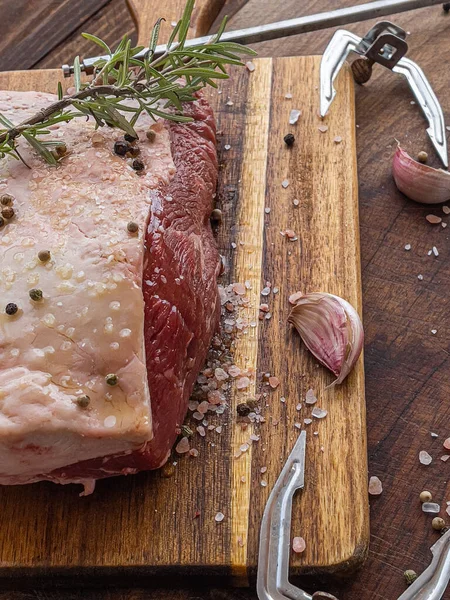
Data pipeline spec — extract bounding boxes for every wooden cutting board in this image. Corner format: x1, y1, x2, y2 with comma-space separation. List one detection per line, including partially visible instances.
0, 0, 368, 586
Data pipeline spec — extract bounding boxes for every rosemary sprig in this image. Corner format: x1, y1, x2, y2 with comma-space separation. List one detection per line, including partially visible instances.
0, 0, 255, 166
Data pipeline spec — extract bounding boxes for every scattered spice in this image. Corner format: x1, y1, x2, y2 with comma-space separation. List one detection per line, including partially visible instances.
0, 193, 13, 206
91, 132, 103, 146
124, 133, 138, 143
292, 536, 306, 553
75, 395, 90, 408
146, 129, 156, 142
417, 150, 428, 163
293, 198, 299, 207
132, 158, 145, 171
1, 206, 14, 220
281, 179, 289, 189
284, 133, 295, 147
404, 570, 418, 586
127, 146, 141, 158
426, 214, 442, 224
38, 250, 51, 262
29, 288, 43, 302
105, 373, 119, 386
237, 403, 251, 417
114, 140, 129, 156
127, 221, 139, 234
432, 246, 439, 257
432, 517, 446, 531
420, 490, 433, 503
443, 206, 450, 215
5, 303, 18, 316
368, 476, 383, 495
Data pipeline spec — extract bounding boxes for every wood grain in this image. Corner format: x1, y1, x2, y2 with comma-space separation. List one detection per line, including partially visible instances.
0, 50, 367, 585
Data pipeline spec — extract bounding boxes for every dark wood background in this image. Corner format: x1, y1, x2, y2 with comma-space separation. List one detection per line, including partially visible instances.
0, 1, 449, 599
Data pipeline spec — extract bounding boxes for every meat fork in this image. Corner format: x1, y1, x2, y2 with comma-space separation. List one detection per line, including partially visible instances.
257, 431, 450, 600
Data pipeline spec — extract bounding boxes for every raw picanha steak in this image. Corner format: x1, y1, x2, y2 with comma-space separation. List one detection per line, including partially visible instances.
0, 90, 220, 493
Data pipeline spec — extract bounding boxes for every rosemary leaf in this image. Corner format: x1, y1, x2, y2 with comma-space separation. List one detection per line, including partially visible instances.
73, 56, 82, 93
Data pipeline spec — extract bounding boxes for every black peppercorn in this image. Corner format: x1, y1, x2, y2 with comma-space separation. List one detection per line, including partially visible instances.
29, 288, 43, 301
76, 395, 90, 408
0, 193, 13, 206
5, 303, 18, 315
444, 2, 450, 12
124, 133, 138, 143
105, 373, 119, 386
127, 221, 139, 234
210, 208, 222, 224
1, 206, 14, 220
132, 158, 145, 171
237, 403, 251, 417
284, 133, 295, 147
114, 140, 129, 156
38, 250, 51, 262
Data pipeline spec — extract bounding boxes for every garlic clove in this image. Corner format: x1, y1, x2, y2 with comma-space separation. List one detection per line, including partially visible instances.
392, 144, 450, 204
288, 292, 364, 387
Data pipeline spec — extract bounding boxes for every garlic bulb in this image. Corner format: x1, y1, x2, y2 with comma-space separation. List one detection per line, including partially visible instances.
288, 292, 364, 387
392, 145, 450, 204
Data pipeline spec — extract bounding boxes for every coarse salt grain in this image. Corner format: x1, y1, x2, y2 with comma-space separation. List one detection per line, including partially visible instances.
285, 93, 293, 99
236, 376, 250, 390
422, 502, 440, 514
232, 282, 246, 295
289, 291, 303, 305
197, 426, 206, 437
334, 136, 342, 143
441, 455, 450, 462
426, 215, 442, 224
282, 179, 289, 189
418, 274, 424, 281
104, 415, 116, 428
289, 109, 301, 124
269, 376, 280, 389
318, 125, 328, 133
189, 448, 199, 457
433, 246, 439, 257
304, 418, 312, 425
292, 537, 306, 553
246, 61, 255, 72
404, 244, 411, 251
305, 389, 317, 404
224, 144, 231, 151
312, 407, 327, 419
260, 466, 267, 473
443, 438, 450, 450
260, 480, 268, 487
431, 329, 437, 335
368, 476, 383, 495
293, 198, 299, 207
215, 512, 225, 522
175, 437, 190, 454
443, 206, 450, 214
419, 450, 432, 465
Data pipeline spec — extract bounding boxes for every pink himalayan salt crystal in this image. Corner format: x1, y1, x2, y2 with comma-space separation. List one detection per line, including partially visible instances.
215, 426, 223, 434
259, 303, 270, 312
193, 411, 203, 421
215, 512, 225, 522
269, 376, 280, 389
188, 400, 199, 411
304, 418, 312, 425
232, 282, 246, 295
197, 425, 206, 437
318, 125, 328, 133
215, 367, 229, 381
441, 455, 450, 462
260, 466, 267, 474
198, 400, 210, 414
334, 136, 342, 143
236, 376, 250, 390
368, 476, 383, 496
175, 437, 190, 454
419, 450, 432, 465
443, 438, 450, 450
237, 536, 245, 547
305, 389, 317, 404
292, 537, 306, 553
228, 365, 241, 377
285, 229, 296, 239
208, 390, 222, 405
189, 448, 199, 457
289, 291, 303, 305
246, 61, 255, 72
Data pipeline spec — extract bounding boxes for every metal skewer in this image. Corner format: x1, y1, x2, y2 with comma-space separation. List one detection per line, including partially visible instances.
62, 0, 445, 76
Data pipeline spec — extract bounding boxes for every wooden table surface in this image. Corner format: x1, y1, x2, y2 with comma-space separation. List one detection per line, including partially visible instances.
0, 1, 449, 599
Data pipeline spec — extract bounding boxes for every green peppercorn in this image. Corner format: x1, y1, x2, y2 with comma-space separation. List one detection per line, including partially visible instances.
124, 133, 138, 143
1, 206, 14, 220
55, 143, 67, 157
0, 193, 13, 206
38, 250, 51, 263
284, 133, 295, 147
105, 373, 118, 386
237, 403, 251, 417
127, 221, 139, 234
404, 570, 418, 586
146, 130, 156, 143
132, 158, 145, 171
75, 395, 90, 408
5, 303, 18, 315
114, 140, 129, 156
29, 288, 43, 302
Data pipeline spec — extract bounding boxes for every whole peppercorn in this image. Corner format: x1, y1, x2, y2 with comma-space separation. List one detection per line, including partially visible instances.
5, 303, 18, 315
105, 373, 119, 386
146, 129, 156, 143
284, 133, 295, 147
444, 2, 450, 12
419, 490, 432, 503
0, 193, 13, 206
404, 570, 418, 586
417, 151, 428, 163
29, 288, 43, 302
237, 403, 251, 417
210, 208, 222, 224
1, 206, 14, 220
0, 216, 4, 228
38, 250, 51, 263
432, 517, 446, 531
132, 158, 145, 171
124, 133, 138, 143
127, 146, 141, 158
75, 395, 90, 408
114, 140, 129, 156
55, 143, 67, 157
127, 221, 139, 234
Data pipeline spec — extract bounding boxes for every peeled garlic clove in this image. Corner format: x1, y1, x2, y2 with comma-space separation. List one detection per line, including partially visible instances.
392, 144, 450, 204
288, 292, 363, 387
